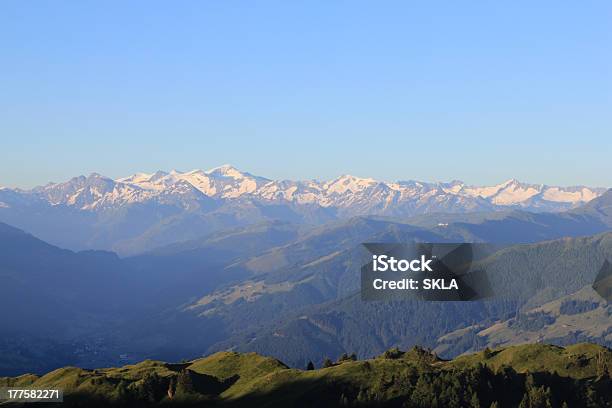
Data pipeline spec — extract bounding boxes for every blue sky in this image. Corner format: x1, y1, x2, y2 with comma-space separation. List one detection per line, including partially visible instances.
1, 1, 611, 188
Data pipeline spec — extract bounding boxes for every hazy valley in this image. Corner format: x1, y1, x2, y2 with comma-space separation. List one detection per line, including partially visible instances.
1, 173, 611, 377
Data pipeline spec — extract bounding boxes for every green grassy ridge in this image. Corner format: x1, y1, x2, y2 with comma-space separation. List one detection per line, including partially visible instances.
183, 351, 288, 399
1, 343, 610, 407
450, 343, 612, 379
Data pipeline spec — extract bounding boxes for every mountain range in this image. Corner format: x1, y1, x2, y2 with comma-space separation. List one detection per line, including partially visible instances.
0, 166, 606, 255
2, 189, 612, 376
2, 168, 612, 382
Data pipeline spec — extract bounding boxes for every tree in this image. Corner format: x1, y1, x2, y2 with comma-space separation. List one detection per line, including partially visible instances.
138, 372, 164, 402
470, 392, 481, 408
323, 357, 334, 368
596, 350, 609, 378
115, 380, 131, 404
519, 384, 553, 408
176, 369, 195, 395
337, 352, 358, 363
382, 347, 403, 359
519, 393, 530, 408
306, 361, 315, 370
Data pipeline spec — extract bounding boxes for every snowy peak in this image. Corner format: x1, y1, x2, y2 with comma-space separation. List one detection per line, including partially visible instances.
540, 187, 600, 203
203, 165, 271, 198
324, 175, 378, 194
117, 165, 270, 199
205, 164, 245, 178
457, 179, 603, 207
460, 179, 540, 205
117, 172, 156, 184
6, 167, 606, 215
204, 164, 267, 185
32, 173, 118, 208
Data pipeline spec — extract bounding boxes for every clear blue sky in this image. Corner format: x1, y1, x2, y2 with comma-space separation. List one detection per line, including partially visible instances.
1, 1, 611, 188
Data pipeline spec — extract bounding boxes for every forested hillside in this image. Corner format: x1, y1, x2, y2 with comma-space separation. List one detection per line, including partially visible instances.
2, 343, 610, 407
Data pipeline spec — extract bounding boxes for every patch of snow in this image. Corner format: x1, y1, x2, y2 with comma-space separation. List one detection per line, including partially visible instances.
542, 187, 599, 203
324, 175, 377, 194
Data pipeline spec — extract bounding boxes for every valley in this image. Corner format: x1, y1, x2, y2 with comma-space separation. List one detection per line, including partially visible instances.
0, 175, 611, 404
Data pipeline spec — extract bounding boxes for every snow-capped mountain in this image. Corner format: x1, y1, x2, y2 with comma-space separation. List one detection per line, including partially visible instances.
0, 166, 606, 255
117, 165, 271, 199
2, 165, 605, 214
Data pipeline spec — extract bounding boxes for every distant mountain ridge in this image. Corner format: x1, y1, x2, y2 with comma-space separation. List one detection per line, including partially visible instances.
0, 166, 607, 254
2, 165, 605, 212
